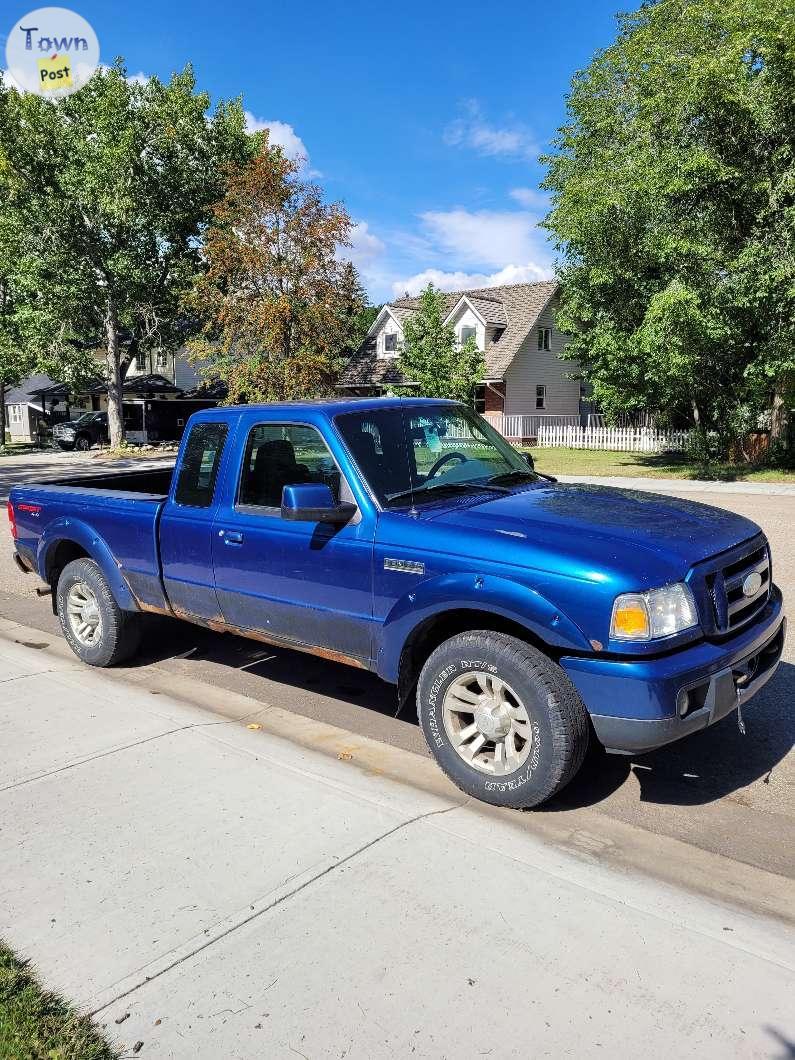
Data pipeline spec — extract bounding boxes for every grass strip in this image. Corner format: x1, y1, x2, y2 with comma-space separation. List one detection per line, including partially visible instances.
0, 941, 118, 1060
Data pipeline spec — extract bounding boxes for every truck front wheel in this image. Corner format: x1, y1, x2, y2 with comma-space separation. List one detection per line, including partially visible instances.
417, 631, 589, 808
56, 558, 141, 667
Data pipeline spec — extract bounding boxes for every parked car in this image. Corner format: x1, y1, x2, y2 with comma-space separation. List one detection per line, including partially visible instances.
8, 398, 785, 807
53, 411, 109, 451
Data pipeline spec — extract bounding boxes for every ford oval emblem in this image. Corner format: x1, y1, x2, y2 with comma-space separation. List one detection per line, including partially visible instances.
742, 571, 762, 598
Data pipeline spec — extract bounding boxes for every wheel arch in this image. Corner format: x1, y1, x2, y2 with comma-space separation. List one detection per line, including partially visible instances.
395, 606, 559, 708
39, 520, 139, 613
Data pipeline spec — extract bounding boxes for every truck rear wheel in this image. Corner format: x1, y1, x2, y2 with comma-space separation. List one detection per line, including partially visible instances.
56, 558, 141, 667
416, 631, 589, 808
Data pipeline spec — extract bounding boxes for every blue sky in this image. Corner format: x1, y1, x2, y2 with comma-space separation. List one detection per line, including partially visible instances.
13, 0, 623, 302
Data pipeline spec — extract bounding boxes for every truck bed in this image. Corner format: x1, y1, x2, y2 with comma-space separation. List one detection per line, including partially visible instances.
10, 465, 176, 614
42, 465, 175, 497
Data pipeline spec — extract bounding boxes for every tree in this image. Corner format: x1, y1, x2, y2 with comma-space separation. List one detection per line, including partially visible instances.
0, 63, 253, 446
0, 207, 32, 445
542, 0, 795, 452
397, 284, 485, 404
187, 139, 366, 403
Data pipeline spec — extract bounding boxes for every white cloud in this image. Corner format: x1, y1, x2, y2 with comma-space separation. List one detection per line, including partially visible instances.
244, 112, 313, 170
391, 263, 551, 298
509, 187, 550, 211
419, 208, 549, 270
346, 220, 385, 264
97, 64, 149, 85
444, 100, 537, 161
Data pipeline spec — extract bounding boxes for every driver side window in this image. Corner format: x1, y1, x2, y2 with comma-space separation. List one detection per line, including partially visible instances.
237, 423, 343, 511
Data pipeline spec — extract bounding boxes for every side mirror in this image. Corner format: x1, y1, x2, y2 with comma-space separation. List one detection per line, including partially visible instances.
524, 451, 535, 470
281, 483, 357, 524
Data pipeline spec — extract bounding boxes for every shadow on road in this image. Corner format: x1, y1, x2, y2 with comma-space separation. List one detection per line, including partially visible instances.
133, 615, 398, 717
549, 661, 795, 811
132, 616, 794, 811
766, 1027, 795, 1060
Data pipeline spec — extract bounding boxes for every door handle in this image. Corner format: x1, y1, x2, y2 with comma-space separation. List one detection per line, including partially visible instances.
219, 529, 243, 545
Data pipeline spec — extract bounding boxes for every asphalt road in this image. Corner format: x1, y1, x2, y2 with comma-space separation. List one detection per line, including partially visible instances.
2, 449, 793, 879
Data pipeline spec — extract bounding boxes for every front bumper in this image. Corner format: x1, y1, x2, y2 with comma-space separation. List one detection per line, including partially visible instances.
561, 586, 785, 754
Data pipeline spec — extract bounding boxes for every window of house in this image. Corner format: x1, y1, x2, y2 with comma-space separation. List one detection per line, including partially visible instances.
538, 327, 551, 351
156, 351, 168, 370
174, 422, 228, 507
382, 331, 398, 357
474, 385, 486, 414
135, 351, 146, 371
536, 385, 546, 410
237, 423, 343, 511
460, 325, 477, 346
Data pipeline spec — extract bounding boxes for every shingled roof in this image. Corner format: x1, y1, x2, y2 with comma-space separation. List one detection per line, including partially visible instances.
340, 280, 558, 387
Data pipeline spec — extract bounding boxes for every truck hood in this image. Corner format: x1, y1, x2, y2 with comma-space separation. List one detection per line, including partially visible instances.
425, 482, 761, 576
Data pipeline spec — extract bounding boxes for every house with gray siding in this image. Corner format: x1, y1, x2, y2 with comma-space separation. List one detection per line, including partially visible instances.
339, 281, 584, 435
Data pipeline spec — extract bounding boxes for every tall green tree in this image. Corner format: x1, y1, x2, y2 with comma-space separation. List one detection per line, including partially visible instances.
397, 284, 485, 404
187, 138, 366, 403
0, 63, 253, 445
543, 0, 795, 450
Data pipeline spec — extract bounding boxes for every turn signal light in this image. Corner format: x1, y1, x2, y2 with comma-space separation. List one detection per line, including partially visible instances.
611, 596, 649, 639
7, 501, 16, 539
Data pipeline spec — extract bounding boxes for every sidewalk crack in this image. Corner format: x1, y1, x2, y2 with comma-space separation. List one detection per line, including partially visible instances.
90, 802, 464, 1018
0, 718, 246, 794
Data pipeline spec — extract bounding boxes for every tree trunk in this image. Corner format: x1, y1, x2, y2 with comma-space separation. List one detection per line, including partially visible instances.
105, 304, 124, 448
770, 385, 789, 449
0, 380, 6, 447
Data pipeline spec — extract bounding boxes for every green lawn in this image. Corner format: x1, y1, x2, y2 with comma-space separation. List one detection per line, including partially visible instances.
0, 943, 118, 1060
525, 447, 795, 483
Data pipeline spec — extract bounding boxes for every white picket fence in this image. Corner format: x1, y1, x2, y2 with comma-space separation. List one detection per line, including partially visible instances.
483, 413, 579, 440
536, 425, 691, 453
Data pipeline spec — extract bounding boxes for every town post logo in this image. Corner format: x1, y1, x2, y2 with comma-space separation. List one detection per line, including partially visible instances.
6, 7, 99, 97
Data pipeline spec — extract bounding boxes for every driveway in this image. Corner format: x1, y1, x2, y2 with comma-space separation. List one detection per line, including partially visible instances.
1, 460, 793, 876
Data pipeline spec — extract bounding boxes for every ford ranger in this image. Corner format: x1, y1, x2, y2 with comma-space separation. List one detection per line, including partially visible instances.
8, 398, 785, 807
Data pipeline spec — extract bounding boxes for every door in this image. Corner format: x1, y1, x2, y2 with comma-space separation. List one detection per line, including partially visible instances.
160, 420, 230, 621
211, 421, 375, 663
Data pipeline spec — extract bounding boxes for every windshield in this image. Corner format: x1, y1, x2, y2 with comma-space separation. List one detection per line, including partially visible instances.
335, 404, 536, 507
74, 413, 97, 425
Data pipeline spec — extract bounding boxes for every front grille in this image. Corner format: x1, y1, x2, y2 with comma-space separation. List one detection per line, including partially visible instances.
706, 542, 770, 634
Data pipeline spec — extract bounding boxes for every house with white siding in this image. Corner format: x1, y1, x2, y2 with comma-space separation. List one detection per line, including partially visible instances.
338, 281, 585, 438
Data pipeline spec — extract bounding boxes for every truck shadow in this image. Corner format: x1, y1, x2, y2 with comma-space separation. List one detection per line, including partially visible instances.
549, 661, 795, 810
134, 617, 402, 720
135, 618, 793, 812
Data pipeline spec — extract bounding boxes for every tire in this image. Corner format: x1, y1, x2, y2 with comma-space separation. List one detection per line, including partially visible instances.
417, 631, 590, 808
56, 558, 141, 667
74, 435, 92, 451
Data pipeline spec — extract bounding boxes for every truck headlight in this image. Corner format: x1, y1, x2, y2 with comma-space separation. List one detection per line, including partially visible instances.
610, 583, 698, 641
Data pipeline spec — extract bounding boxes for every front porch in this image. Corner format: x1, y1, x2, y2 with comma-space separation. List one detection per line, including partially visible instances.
483, 412, 581, 445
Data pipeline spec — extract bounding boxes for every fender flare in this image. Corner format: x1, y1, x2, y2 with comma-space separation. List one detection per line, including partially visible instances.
37, 517, 139, 612
376, 571, 591, 683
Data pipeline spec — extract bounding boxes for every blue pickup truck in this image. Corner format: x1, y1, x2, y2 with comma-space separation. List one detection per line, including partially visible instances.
8, 398, 785, 807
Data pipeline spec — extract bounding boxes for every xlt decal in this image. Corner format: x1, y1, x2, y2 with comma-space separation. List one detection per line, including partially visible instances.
384, 558, 425, 575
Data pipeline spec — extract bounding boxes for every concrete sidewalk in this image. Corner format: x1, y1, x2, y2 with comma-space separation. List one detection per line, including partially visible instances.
1, 626, 793, 1059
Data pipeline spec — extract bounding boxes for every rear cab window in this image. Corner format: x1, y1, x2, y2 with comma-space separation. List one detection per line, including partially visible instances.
174, 422, 229, 507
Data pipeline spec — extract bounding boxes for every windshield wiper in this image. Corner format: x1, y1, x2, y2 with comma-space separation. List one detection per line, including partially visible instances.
385, 480, 509, 506
486, 469, 538, 486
